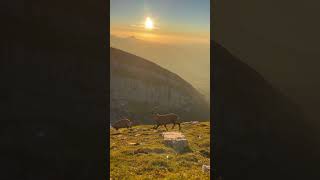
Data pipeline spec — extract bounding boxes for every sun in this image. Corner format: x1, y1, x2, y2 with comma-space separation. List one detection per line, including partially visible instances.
145, 17, 154, 30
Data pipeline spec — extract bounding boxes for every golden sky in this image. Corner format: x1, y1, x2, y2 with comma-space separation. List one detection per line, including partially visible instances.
110, 0, 210, 45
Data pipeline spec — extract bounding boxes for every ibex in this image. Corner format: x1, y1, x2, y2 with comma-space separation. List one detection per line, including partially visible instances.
151, 113, 181, 131
111, 117, 132, 130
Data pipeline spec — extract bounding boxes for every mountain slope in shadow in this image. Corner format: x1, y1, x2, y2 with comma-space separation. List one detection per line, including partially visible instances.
212, 42, 319, 179
212, 0, 320, 129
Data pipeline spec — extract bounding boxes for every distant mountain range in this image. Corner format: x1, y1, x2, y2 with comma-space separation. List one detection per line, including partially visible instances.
110, 47, 210, 124
110, 35, 210, 102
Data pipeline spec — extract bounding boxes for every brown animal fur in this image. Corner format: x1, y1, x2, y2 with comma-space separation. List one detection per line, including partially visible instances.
112, 118, 132, 130
151, 113, 181, 131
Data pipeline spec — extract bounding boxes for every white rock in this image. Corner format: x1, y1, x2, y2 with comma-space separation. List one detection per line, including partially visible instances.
128, 142, 139, 146
202, 165, 210, 173
161, 132, 189, 152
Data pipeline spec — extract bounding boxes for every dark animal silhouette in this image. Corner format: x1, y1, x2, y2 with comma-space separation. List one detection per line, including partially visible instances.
151, 113, 181, 130
112, 118, 132, 130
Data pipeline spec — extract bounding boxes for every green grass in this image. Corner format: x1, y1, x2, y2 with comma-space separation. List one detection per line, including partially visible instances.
110, 121, 210, 180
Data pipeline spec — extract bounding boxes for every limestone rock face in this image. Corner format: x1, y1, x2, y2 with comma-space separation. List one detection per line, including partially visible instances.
161, 132, 189, 153
110, 47, 210, 123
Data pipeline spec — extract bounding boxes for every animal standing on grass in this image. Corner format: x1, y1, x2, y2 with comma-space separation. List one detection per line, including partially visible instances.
111, 118, 132, 130
152, 113, 181, 131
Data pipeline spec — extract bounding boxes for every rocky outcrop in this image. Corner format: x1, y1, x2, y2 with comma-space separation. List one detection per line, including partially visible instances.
110, 47, 209, 124
161, 132, 189, 153
111, 119, 132, 130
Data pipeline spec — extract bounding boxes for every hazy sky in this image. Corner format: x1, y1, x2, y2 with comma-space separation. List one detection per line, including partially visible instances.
110, 0, 210, 44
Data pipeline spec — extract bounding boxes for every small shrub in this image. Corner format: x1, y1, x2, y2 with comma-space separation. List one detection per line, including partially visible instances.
199, 149, 210, 158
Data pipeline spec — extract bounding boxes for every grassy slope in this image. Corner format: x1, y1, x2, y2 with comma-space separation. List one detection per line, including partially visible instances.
110, 122, 210, 180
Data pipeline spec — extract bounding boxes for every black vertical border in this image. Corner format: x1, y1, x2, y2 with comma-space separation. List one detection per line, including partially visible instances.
210, 0, 217, 179
2, 0, 109, 179
106, 0, 111, 179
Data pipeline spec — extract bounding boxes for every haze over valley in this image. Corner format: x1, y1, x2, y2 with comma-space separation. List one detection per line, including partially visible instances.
110, 35, 210, 102
111, 0, 210, 102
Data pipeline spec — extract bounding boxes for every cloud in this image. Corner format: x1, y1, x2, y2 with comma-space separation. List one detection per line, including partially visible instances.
130, 24, 160, 30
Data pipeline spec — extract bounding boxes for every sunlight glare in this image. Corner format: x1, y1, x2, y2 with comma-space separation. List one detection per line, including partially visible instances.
145, 17, 154, 30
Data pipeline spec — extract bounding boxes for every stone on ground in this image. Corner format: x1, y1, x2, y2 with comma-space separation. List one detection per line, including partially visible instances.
202, 165, 210, 173
161, 132, 189, 153
128, 142, 140, 146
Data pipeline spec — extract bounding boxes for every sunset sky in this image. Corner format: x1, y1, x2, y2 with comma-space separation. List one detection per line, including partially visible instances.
110, 0, 210, 44
110, 0, 210, 101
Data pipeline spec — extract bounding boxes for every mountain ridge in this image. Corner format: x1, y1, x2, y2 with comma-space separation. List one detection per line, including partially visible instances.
110, 47, 210, 124
110, 34, 210, 101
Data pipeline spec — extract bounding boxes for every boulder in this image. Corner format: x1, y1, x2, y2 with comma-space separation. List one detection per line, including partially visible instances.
161, 132, 189, 153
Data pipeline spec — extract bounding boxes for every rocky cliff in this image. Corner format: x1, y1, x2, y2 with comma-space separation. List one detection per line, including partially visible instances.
110, 47, 210, 124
